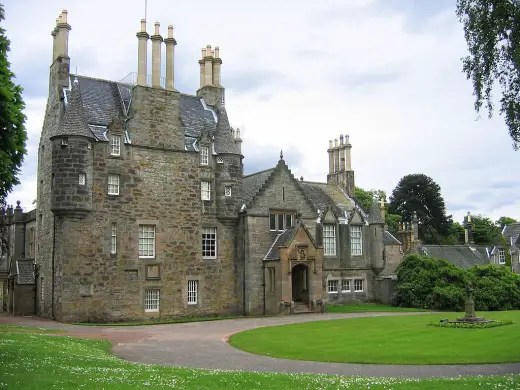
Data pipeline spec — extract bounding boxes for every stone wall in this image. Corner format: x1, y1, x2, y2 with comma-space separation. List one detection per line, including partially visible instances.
323, 269, 375, 304
382, 244, 404, 275
13, 284, 35, 316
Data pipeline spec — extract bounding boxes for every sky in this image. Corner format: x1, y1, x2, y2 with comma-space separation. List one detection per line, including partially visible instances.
3, 0, 520, 224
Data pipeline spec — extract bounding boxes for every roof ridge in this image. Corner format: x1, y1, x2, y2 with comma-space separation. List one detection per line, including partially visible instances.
244, 167, 276, 178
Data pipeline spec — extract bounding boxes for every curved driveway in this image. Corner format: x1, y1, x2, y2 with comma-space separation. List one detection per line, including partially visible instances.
2, 312, 520, 378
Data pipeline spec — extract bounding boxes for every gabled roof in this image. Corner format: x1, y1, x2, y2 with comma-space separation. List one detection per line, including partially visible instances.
503, 223, 520, 248
242, 168, 275, 203
264, 227, 297, 261
420, 245, 490, 269
54, 78, 96, 140
383, 231, 401, 245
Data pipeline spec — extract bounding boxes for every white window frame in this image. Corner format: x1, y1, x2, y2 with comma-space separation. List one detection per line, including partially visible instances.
110, 135, 121, 156
498, 248, 506, 264
111, 223, 117, 255
216, 156, 224, 164
341, 279, 351, 292
201, 181, 211, 201
200, 146, 209, 165
351, 225, 363, 256
202, 227, 217, 259
78, 173, 86, 186
225, 186, 232, 197
108, 174, 120, 195
327, 279, 338, 294
188, 280, 198, 304
354, 279, 364, 292
139, 225, 155, 258
144, 289, 160, 312
323, 224, 336, 256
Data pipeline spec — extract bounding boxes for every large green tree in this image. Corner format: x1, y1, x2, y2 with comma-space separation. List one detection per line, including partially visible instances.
496, 216, 517, 229
354, 186, 401, 235
387, 174, 453, 243
470, 214, 501, 245
456, 0, 520, 149
0, 3, 26, 202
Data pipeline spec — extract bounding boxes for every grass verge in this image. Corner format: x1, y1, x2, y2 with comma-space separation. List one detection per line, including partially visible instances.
0, 326, 519, 389
229, 310, 520, 365
326, 303, 430, 313
72, 314, 240, 326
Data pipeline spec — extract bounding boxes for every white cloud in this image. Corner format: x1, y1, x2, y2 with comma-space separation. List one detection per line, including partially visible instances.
4, 0, 520, 223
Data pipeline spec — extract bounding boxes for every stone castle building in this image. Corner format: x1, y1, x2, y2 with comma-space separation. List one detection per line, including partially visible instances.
9, 10, 408, 322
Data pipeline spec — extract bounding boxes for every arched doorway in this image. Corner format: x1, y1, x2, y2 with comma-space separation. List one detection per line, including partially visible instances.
291, 263, 309, 303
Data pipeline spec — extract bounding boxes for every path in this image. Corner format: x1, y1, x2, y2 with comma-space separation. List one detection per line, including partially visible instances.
1, 312, 519, 378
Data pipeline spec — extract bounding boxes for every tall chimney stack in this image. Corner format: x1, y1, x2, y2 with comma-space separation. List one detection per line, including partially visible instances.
55, 9, 71, 59
51, 17, 59, 63
204, 45, 213, 86
213, 46, 222, 86
151, 22, 163, 88
164, 25, 177, 91
344, 134, 352, 170
136, 19, 149, 86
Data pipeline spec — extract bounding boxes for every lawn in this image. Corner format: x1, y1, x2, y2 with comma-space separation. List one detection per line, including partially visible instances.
229, 310, 520, 365
326, 303, 430, 313
0, 326, 519, 389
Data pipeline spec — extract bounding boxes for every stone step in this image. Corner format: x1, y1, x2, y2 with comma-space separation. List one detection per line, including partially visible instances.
293, 302, 311, 314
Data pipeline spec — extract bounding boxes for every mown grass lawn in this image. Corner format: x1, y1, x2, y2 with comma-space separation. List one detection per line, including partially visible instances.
326, 303, 430, 313
0, 326, 519, 389
229, 311, 520, 365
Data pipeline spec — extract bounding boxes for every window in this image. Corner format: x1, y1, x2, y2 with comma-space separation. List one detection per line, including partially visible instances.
110, 135, 121, 156
328, 280, 338, 293
111, 223, 117, 254
268, 268, 276, 292
201, 181, 211, 200
225, 186, 232, 197
341, 279, 351, 292
323, 224, 336, 256
202, 227, 217, 259
144, 289, 160, 312
79, 173, 86, 186
354, 279, 364, 292
498, 248, 506, 264
188, 280, 198, 304
108, 175, 119, 195
269, 211, 294, 231
139, 225, 155, 258
217, 156, 224, 164
351, 225, 363, 256
200, 146, 209, 165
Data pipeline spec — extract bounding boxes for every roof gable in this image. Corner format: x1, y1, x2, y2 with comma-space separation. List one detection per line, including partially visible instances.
264, 222, 319, 261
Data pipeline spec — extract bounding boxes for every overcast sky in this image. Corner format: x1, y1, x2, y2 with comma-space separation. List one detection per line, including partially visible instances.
3, 0, 520, 223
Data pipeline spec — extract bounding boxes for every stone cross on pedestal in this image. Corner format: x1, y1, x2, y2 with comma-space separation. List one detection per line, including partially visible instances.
464, 282, 476, 319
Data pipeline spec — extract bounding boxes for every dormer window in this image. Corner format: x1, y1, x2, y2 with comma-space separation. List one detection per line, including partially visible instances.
497, 248, 506, 264
350, 225, 363, 256
200, 146, 209, 165
110, 135, 121, 156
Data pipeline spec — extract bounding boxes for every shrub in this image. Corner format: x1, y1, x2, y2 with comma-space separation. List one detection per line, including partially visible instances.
391, 254, 520, 311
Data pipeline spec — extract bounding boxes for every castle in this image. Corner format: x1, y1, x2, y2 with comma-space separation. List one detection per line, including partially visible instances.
0, 10, 408, 322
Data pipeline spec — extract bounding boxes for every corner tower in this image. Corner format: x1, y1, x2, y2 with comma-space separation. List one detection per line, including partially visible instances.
327, 134, 355, 198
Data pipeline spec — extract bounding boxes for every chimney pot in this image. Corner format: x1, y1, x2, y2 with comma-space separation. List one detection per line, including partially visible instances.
215, 46, 220, 58
140, 19, 146, 32
334, 138, 338, 147
340, 134, 344, 145
154, 21, 160, 35
168, 25, 173, 38
202, 48, 207, 57
61, 9, 68, 24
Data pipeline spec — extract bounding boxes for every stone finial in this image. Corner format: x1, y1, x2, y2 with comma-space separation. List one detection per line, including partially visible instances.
16, 200, 21, 209
236, 128, 241, 139
379, 198, 385, 209
280, 150, 284, 160
300, 176, 304, 181
467, 211, 472, 223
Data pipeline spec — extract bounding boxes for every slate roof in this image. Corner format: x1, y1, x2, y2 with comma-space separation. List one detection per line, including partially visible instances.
299, 181, 353, 219
54, 78, 96, 140
383, 231, 401, 245
60, 75, 240, 154
421, 245, 490, 269
367, 198, 385, 224
16, 259, 35, 285
242, 169, 275, 203
503, 223, 520, 247
264, 227, 297, 261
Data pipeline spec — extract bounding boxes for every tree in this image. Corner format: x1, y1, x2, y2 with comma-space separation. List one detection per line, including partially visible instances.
0, 4, 27, 203
354, 186, 401, 235
496, 216, 517, 229
456, 0, 520, 149
470, 214, 501, 245
387, 174, 453, 243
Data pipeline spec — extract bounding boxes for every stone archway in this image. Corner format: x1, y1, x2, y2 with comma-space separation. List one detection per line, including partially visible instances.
291, 263, 309, 303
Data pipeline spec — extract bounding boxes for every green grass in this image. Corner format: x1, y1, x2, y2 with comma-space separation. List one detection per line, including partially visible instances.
229, 311, 520, 365
326, 303, 430, 313
0, 326, 519, 389
0, 324, 63, 334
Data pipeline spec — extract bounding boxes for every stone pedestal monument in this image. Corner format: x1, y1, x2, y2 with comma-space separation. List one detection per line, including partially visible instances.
455, 283, 489, 323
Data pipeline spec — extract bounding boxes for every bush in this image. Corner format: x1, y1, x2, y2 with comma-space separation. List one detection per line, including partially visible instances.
391, 254, 520, 311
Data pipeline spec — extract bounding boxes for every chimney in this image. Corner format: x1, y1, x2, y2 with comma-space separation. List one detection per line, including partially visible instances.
379, 198, 386, 222
327, 140, 333, 174
51, 17, 59, 63
151, 22, 163, 88
412, 211, 419, 240
235, 128, 242, 154
464, 211, 474, 244
344, 134, 352, 170
164, 25, 177, 91
199, 48, 206, 88
213, 46, 222, 86
204, 45, 214, 86
55, 9, 71, 59
136, 19, 150, 86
